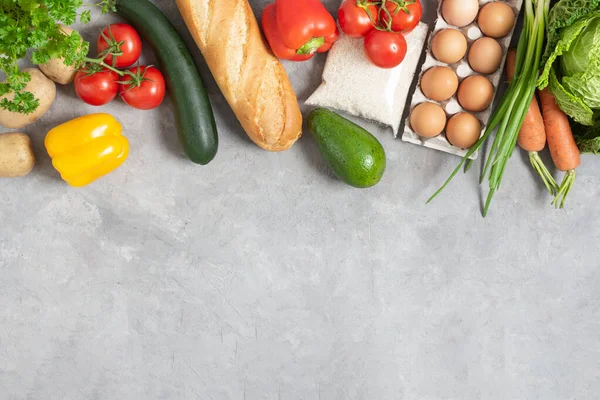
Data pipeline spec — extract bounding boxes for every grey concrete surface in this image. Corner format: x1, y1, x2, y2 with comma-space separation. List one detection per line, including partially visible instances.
2, 1, 600, 399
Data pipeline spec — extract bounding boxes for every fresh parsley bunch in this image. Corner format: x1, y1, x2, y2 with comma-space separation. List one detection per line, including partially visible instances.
0, 0, 114, 114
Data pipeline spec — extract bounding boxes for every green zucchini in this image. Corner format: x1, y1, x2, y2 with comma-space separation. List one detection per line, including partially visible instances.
115, 0, 218, 165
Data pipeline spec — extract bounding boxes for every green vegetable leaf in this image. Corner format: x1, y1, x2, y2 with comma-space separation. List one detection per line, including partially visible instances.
4, 68, 32, 92
80, 10, 92, 24
0, 0, 106, 114
574, 120, 600, 154
560, 15, 600, 75
0, 90, 40, 114
538, 8, 600, 127
549, 68, 595, 126
31, 51, 51, 65
542, 0, 600, 65
578, 137, 600, 153
97, 0, 117, 13
563, 70, 600, 109
538, 13, 595, 89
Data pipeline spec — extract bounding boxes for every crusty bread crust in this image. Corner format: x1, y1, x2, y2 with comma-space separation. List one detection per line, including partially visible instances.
176, 0, 303, 151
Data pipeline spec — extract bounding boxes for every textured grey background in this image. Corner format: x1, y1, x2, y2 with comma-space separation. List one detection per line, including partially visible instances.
1, 1, 600, 399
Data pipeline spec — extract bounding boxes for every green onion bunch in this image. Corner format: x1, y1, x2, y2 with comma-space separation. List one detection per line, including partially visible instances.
428, 0, 551, 217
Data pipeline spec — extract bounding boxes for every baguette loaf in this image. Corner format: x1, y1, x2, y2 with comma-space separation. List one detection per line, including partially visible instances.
175, 0, 303, 151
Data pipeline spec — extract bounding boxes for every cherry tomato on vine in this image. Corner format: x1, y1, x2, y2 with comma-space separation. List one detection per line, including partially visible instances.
97, 23, 142, 68
338, 0, 379, 38
119, 66, 166, 110
380, 0, 423, 33
364, 30, 407, 69
74, 68, 120, 106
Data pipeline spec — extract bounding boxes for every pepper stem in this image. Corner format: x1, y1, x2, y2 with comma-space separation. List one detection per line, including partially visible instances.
297, 37, 325, 55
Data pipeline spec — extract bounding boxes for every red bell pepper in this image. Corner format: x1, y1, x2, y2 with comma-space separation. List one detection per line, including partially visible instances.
262, 0, 339, 62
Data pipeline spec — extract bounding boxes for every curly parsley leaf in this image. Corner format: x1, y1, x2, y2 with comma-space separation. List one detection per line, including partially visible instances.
80, 10, 92, 24
0, 0, 109, 114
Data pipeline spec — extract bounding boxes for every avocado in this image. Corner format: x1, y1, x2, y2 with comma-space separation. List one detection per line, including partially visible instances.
308, 108, 386, 188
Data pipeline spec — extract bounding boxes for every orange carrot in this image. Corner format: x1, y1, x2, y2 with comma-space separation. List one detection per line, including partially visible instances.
505, 49, 558, 195
505, 49, 518, 82
538, 88, 580, 209
538, 89, 580, 171
517, 97, 546, 152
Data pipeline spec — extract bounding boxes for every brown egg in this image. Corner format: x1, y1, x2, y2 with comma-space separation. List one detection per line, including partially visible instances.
410, 102, 447, 138
478, 2, 516, 38
468, 37, 503, 74
442, 0, 480, 27
431, 29, 468, 64
421, 67, 459, 102
446, 113, 482, 148
457, 76, 494, 112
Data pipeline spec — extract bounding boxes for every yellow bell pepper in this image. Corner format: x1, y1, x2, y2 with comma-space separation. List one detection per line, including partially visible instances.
45, 113, 129, 187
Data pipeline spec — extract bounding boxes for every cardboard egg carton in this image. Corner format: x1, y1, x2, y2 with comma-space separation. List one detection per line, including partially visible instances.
402, 0, 523, 160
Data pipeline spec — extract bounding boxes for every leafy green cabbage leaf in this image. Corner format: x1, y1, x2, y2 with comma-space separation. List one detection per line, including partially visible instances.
542, 0, 600, 65
574, 120, 600, 154
563, 71, 600, 109
560, 17, 600, 75
548, 68, 595, 125
538, 11, 600, 127
538, 13, 597, 89
539, 0, 600, 153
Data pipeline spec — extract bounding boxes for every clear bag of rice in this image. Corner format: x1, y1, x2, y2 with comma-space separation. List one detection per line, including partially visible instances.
306, 22, 429, 136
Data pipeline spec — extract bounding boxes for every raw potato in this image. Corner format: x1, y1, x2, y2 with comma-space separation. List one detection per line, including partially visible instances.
39, 26, 79, 85
0, 68, 56, 129
0, 132, 36, 178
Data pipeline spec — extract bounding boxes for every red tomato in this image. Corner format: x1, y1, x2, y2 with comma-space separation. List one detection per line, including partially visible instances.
364, 31, 407, 68
381, 0, 423, 33
97, 23, 142, 68
338, 0, 378, 38
74, 68, 120, 106
119, 66, 166, 110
